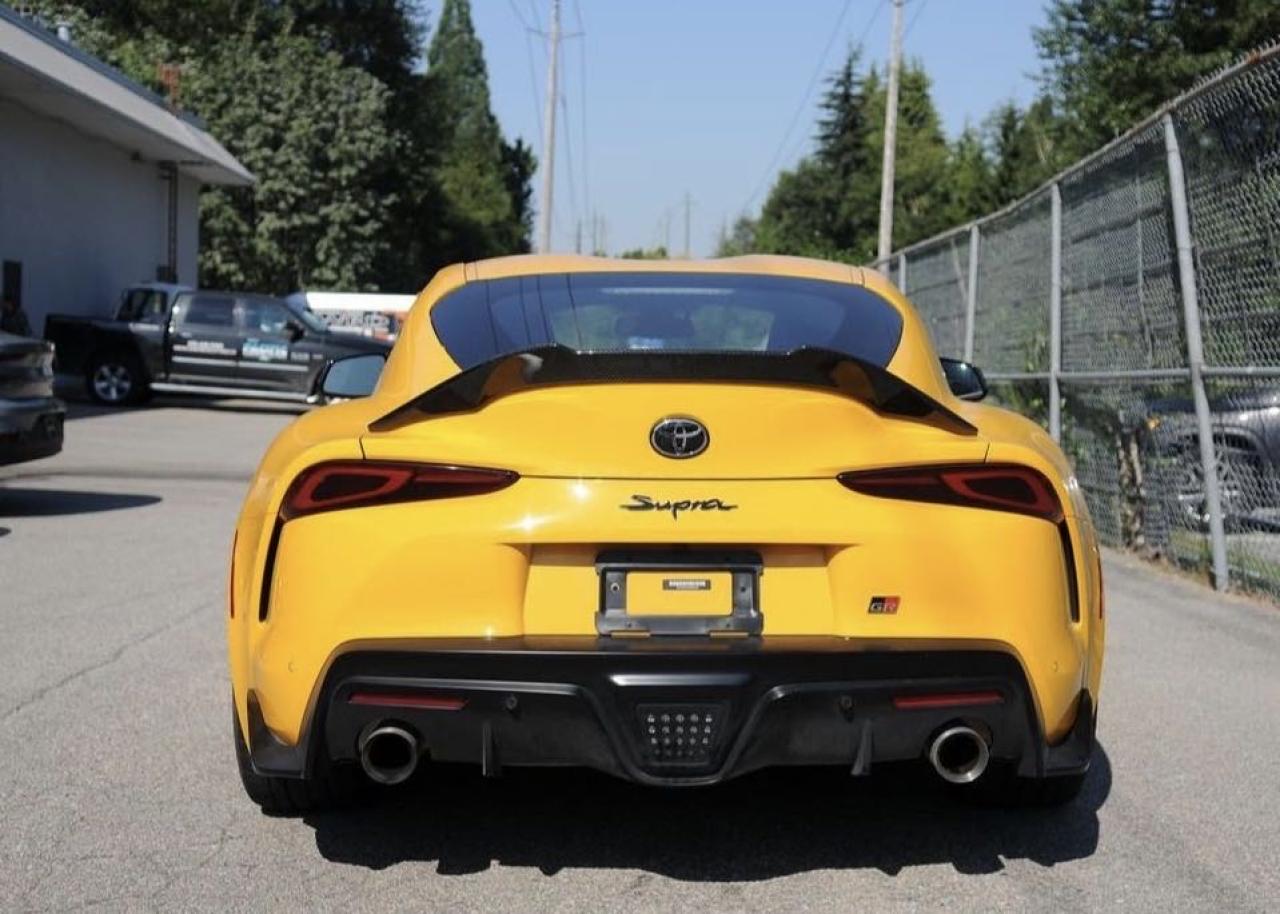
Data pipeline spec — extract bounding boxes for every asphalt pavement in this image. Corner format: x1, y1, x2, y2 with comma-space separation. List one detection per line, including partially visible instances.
2, 398, 1279, 912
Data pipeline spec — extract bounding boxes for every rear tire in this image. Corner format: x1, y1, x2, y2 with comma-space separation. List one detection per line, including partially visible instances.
85, 351, 148, 406
233, 705, 357, 815
963, 764, 1088, 808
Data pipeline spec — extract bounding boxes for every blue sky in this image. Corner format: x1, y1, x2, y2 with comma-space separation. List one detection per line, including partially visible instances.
438, 1, 1049, 256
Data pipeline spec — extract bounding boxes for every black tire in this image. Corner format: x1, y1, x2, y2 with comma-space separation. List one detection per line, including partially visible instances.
1175, 439, 1263, 530
85, 350, 149, 406
962, 764, 1088, 808
233, 706, 357, 815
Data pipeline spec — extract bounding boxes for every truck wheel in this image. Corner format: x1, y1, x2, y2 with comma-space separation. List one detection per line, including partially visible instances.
86, 352, 148, 406
233, 705, 357, 815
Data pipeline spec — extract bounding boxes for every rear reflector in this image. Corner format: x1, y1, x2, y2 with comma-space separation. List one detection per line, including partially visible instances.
838, 463, 1063, 522
281, 460, 517, 520
348, 691, 467, 711
893, 691, 1004, 710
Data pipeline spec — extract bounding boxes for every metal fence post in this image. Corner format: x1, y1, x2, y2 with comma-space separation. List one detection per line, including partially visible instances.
963, 223, 980, 361
1162, 112, 1229, 590
897, 252, 907, 294
1049, 184, 1063, 442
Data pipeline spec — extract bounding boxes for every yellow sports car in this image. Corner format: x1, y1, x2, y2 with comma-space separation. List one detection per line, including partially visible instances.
228, 255, 1104, 813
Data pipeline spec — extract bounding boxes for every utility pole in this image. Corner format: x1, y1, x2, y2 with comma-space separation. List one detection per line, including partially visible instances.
536, 0, 562, 253
683, 192, 693, 258
876, 0, 905, 269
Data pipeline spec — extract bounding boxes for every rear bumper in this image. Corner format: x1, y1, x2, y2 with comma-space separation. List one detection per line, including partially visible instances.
246, 638, 1095, 787
0, 397, 65, 466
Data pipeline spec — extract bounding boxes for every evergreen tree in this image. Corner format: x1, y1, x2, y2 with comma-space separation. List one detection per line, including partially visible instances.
752, 54, 954, 262
1035, 0, 1280, 149
424, 0, 531, 263
715, 216, 759, 257
945, 126, 996, 223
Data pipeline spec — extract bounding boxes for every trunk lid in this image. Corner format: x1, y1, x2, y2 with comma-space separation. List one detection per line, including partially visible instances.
360, 381, 987, 478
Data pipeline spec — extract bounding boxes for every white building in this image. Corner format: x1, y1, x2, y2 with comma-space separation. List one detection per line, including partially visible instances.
0, 6, 252, 335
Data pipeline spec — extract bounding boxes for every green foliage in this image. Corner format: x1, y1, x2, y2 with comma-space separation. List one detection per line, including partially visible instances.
189, 30, 395, 293
1034, 0, 1280, 149
20, 0, 534, 293
618, 246, 670, 260
419, 0, 534, 268
747, 52, 957, 262
739, 3, 1280, 266
715, 217, 759, 257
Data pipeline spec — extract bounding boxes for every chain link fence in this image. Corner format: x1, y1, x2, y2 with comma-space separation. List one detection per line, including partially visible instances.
877, 43, 1280, 598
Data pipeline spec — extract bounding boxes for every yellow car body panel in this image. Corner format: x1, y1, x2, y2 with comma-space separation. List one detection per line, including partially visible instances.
229, 254, 1104, 796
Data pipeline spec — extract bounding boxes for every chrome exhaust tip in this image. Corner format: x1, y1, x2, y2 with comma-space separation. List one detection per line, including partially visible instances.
359, 724, 420, 786
928, 725, 990, 785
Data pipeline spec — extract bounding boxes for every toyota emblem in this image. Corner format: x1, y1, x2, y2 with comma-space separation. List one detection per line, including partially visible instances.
650, 417, 709, 459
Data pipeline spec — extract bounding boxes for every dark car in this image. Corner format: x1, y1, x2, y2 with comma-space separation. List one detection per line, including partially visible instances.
45, 288, 391, 406
1142, 387, 1280, 528
0, 331, 64, 466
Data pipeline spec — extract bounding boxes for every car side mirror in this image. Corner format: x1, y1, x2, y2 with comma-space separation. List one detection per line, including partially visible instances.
941, 357, 988, 401
286, 320, 306, 342
319, 352, 386, 399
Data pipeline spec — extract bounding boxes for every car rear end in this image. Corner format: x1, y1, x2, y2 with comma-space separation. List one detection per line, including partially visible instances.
229, 260, 1102, 808
0, 332, 64, 467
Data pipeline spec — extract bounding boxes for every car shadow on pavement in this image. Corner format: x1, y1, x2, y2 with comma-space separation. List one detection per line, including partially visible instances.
304, 745, 1110, 879
0, 486, 161, 517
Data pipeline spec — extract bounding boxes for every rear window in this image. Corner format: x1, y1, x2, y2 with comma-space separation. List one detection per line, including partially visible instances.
430, 273, 904, 371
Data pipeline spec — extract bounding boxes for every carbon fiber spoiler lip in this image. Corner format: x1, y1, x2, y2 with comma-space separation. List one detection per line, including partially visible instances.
367, 345, 977, 435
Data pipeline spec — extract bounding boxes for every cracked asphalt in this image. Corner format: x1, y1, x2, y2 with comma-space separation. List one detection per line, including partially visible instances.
2, 399, 1279, 912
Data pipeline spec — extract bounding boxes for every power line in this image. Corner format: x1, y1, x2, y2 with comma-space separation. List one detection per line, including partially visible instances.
904, 0, 929, 39
742, 0, 886, 213
511, 1, 545, 150
523, 29, 545, 148
773, 0, 890, 183
505, 0, 532, 31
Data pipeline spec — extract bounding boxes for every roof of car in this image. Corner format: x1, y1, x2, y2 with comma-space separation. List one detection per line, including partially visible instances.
465, 253, 869, 287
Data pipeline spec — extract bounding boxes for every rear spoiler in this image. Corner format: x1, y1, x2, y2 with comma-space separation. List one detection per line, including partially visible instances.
368, 345, 977, 435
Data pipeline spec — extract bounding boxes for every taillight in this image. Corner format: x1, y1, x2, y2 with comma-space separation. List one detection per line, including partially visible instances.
280, 460, 517, 520
838, 463, 1063, 522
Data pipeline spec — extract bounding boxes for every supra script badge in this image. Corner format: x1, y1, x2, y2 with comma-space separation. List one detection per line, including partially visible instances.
620, 494, 738, 520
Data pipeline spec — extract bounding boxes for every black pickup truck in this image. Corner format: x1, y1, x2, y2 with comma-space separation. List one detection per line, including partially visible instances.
45, 285, 390, 406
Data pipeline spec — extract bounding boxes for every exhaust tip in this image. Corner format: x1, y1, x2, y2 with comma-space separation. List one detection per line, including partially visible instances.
928, 725, 990, 785
359, 724, 420, 785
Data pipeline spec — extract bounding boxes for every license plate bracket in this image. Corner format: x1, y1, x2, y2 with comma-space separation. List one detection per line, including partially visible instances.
595, 548, 763, 636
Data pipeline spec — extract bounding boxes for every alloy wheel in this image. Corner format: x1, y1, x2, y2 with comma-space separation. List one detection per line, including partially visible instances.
92, 363, 133, 403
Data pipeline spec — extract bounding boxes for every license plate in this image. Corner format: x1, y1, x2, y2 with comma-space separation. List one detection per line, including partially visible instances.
625, 571, 732, 616
595, 549, 763, 636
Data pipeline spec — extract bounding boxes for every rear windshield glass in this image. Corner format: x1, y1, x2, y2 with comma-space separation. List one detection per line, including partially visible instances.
430, 272, 904, 371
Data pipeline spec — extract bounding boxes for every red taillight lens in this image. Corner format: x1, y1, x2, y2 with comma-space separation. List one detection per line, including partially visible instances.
281, 461, 517, 520
838, 463, 1063, 522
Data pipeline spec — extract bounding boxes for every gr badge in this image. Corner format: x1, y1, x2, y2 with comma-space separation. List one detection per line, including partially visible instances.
868, 595, 900, 615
